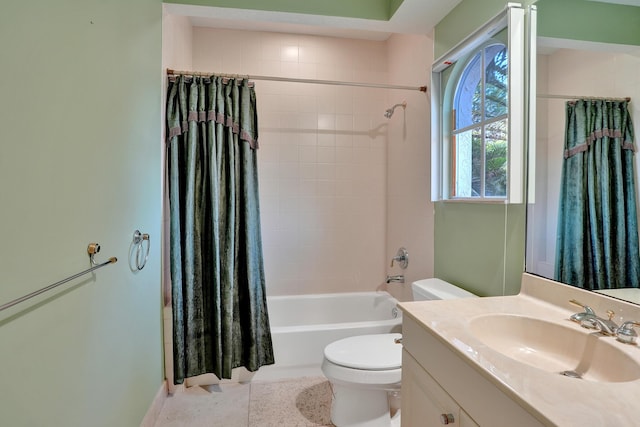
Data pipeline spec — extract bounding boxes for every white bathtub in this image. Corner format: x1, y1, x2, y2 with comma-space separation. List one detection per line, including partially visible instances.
252, 291, 402, 381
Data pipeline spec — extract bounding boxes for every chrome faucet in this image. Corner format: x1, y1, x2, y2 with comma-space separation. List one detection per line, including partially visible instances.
581, 311, 619, 336
616, 321, 640, 345
569, 299, 618, 336
386, 275, 405, 284
569, 300, 640, 343
568, 299, 596, 322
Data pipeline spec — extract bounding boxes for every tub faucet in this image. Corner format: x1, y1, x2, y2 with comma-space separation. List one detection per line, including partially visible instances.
386, 275, 404, 284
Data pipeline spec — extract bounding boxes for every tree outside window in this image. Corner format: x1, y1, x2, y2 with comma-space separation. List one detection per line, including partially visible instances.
452, 43, 508, 199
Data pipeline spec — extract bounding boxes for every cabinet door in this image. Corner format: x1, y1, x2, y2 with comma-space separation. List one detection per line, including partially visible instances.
459, 410, 480, 427
401, 350, 479, 427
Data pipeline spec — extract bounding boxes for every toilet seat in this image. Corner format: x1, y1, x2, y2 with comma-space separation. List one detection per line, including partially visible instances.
324, 333, 402, 370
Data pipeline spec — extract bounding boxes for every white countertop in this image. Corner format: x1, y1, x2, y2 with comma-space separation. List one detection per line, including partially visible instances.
595, 288, 640, 305
399, 273, 640, 426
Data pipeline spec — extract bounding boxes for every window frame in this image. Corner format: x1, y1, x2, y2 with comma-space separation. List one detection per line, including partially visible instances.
451, 42, 509, 199
431, 4, 525, 204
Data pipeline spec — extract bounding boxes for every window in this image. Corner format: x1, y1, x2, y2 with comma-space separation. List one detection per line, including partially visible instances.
431, 5, 524, 203
452, 44, 508, 199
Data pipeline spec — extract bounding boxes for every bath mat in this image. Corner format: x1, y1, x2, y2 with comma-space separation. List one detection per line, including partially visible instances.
248, 377, 334, 426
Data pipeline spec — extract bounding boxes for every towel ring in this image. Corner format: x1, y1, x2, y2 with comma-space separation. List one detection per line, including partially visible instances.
132, 230, 150, 270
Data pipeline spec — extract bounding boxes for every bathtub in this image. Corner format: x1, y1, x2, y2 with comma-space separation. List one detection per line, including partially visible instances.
252, 291, 402, 381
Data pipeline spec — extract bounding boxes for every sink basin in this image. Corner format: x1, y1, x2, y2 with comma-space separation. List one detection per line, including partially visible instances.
469, 314, 640, 383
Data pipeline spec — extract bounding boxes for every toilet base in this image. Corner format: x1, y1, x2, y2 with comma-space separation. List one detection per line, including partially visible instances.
330, 383, 392, 427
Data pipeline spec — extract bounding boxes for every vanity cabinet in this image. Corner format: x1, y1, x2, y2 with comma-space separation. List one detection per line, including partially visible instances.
400, 314, 545, 427
402, 349, 478, 427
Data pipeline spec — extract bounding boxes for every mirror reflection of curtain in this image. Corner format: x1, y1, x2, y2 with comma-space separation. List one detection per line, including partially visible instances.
556, 99, 640, 290
166, 75, 274, 382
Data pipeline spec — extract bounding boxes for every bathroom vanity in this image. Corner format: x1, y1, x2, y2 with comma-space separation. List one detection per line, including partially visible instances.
399, 273, 640, 426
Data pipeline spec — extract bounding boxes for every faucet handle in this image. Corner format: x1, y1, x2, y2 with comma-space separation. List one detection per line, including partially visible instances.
616, 321, 640, 345
569, 299, 596, 322
390, 247, 409, 269
569, 299, 595, 313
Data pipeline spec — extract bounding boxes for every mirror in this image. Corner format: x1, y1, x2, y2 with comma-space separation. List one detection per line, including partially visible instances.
526, 0, 640, 303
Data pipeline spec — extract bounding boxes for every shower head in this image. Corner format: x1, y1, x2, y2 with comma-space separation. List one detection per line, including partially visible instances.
384, 101, 407, 118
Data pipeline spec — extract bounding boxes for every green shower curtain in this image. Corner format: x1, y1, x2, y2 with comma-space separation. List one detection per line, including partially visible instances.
555, 99, 640, 290
166, 75, 273, 382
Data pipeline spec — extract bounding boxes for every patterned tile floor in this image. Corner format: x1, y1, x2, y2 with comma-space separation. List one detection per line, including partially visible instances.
154, 377, 334, 427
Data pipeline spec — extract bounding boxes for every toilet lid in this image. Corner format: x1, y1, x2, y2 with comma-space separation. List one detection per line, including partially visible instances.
324, 333, 402, 370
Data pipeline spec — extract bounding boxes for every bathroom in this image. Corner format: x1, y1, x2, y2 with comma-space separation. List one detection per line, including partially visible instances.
2, 0, 640, 426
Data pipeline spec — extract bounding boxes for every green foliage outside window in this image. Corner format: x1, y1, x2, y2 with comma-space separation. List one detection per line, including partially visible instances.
455, 44, 508, 198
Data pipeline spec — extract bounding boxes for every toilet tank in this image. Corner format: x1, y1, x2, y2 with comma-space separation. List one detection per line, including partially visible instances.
412, 278, 478, 301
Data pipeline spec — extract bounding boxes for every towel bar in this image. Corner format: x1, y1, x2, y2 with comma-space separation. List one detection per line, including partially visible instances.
0, 246, 117, 312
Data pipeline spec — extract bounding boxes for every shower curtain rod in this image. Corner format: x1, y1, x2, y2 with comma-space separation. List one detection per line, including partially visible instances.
537, 94, 631, 102
167, 69, 428, 93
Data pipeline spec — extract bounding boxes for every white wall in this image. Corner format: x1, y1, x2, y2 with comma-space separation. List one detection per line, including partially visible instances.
162, 12, 193, 72
527, 53, 551, 277
191, 27, 391, 296
384, 33, 435, 301
160, 19, 435, 386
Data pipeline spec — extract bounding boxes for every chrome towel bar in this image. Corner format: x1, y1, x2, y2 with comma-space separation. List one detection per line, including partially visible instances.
0, 245, 117, 313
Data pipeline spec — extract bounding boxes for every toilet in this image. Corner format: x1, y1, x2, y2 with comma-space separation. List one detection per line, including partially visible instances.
321, 279, 477, 427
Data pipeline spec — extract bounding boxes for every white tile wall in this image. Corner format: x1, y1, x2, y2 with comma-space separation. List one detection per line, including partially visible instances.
384, 33, 435, 302
192, 28, 391, 295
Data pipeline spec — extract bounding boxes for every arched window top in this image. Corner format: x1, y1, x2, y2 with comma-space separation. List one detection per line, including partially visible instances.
430, 4, 525, 203
450, 41, 509, 199
454, 43, 508, 131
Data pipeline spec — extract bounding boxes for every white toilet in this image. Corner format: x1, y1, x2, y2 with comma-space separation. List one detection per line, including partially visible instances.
321, 279, 477, 427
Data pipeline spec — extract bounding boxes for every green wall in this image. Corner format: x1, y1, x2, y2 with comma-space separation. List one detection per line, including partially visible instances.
537, 0, 640, 46
434, 203, 525, 297
433, 0, 529, 296
165, 0, 403, 20
434, 0, 507, 59
0, 1, 163, 426
434, 0, 537, 59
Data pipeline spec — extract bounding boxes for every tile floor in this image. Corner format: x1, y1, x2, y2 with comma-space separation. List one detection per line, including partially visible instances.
154, 376, 334, 427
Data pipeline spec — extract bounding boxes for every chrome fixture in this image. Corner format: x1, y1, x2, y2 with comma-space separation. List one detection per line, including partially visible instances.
131, 230, 150, 271
168, 69, 428, 93
87, 242, 101, 265
569, 300, 640, 344
390, 247, 409, 269
386, 275, 405, 284
569, 299, 618, 336
616, 321, 640, 345
569, 299, 619, 336
384, 101, 407, 118
582, 311, 619, 336
568, 299, 595, 322
0, 245, 117, 312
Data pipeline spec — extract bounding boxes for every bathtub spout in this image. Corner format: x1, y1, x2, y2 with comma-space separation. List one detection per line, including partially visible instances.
386, 275, 404, 284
